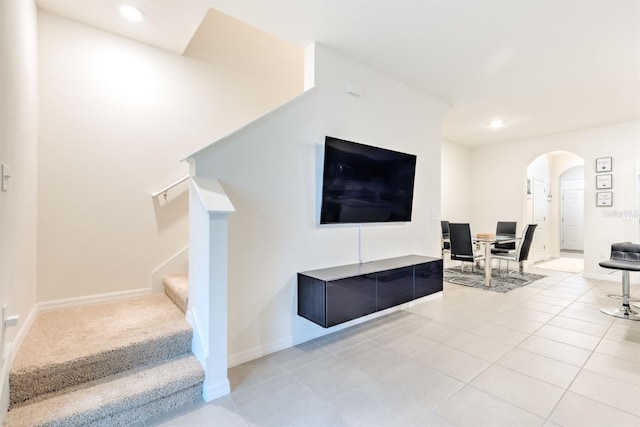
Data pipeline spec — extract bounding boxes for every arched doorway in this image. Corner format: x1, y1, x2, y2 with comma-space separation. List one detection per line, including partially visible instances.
525, 151, 584, 263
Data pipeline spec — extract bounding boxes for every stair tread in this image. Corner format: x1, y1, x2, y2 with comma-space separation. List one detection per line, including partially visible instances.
10, 295, 194, 407
4, 354, 204, 426
11, 294, 189, 375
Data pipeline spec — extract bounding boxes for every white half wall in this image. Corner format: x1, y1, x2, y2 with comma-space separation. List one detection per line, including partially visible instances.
36, 11, 302, 301
189, 44, 448, 365
470, 120, 640, 278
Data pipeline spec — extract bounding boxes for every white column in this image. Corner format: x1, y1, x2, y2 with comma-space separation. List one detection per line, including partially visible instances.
188, 177, 235, 402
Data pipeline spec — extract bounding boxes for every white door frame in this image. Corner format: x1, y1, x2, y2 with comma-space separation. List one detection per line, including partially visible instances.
532, 178, 547, 261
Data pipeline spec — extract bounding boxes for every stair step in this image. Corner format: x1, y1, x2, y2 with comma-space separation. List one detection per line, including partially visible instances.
4, 354, 204, 427
9, 295, 192, 406
163, 273, 188, 314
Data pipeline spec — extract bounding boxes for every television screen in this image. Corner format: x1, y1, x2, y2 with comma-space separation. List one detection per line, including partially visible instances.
320, 136, 417, 224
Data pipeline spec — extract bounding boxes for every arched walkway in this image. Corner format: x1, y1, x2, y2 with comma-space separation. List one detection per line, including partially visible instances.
525, 151, 584, 271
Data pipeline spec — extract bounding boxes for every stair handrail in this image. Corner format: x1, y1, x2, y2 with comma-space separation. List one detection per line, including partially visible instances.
152, 175, 189, 201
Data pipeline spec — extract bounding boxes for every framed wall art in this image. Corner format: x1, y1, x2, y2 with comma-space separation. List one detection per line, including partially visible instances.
596, 191, 613, 207
596, 174, 612, 189
596, 157, 612, 172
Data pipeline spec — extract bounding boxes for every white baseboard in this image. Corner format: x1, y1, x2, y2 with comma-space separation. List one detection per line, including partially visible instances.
0, 302, 39, 423
227, 291, 443, 368
187, 307, 231, 402
37, 288, 151, 312
202, 379, 230, 402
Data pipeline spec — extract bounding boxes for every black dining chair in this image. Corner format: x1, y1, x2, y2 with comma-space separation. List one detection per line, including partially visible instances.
492, 224, 537, 275
441, 221, 451, 256
491, 221, 517, 255
448, 223, 485, 273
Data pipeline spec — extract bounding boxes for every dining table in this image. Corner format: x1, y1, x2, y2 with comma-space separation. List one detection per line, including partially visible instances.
474, 233, 519, 287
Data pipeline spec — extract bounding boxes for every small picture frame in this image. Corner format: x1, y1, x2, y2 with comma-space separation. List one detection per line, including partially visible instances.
596, 191, 613, 207
596, 174, 612, 189
596, 157, 612, 172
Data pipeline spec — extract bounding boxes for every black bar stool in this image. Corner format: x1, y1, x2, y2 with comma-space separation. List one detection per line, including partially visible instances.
599, 242, 640, 321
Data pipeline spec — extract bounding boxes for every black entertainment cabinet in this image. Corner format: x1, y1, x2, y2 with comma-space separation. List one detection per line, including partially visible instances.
298, 255, 443, 328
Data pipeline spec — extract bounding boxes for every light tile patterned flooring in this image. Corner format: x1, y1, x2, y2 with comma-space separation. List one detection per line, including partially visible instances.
147, 260, 640, 427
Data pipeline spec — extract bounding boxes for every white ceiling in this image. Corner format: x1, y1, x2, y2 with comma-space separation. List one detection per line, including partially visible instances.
36, 0, 640, 147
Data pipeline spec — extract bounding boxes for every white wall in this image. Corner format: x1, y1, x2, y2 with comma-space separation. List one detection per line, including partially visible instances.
441, 140, 471, 222
470, 120, 640, 278
190, 44, 448, 364
36, 12, 302, 301
0, 0, 38, 418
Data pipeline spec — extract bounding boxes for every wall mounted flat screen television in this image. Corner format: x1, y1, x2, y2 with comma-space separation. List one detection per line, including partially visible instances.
320, 136, 417, 224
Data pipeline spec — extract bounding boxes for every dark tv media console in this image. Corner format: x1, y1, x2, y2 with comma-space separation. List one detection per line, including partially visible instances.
298, 255, 443, 328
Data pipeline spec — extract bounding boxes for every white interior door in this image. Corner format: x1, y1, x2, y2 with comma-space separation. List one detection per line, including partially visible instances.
532, 178, 547, 261
562, 189, 584, 251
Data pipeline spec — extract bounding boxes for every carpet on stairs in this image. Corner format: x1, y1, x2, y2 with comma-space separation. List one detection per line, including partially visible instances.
163, 273, 188, 314
4, 294, 203, 426
4, 354, 203, 427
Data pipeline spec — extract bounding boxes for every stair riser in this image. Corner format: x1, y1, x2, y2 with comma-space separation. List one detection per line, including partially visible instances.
163, 273, 188, 314
9, 331, 192, 407
164, 288, 187, 314
86, 383, 202, 427
8, 384, 203, 427
4, 355, 204, 427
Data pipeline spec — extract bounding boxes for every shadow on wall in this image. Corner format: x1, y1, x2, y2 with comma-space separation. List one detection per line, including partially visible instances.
152, 189, 189, 232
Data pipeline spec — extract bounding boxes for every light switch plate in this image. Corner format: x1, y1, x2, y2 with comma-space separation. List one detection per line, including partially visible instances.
1, 164, 10, 191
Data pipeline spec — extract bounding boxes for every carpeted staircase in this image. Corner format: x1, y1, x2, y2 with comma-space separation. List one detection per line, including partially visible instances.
4, 280, 199, 427
163, 273, 188, 314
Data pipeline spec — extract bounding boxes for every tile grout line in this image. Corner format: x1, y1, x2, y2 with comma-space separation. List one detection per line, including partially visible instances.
543, 302, 634, 422
435, 279, 599, 424
168, 263, 638, 426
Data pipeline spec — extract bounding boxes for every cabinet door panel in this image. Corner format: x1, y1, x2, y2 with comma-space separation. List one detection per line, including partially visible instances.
297, 274, 327, 327
415, 260, 443, 298
376, 267, 414, 311
326, 274, 376, 327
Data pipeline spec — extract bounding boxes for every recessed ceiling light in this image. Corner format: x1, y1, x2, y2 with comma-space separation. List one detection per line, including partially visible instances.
119, 4, 145, 22
489, 118, 506, 129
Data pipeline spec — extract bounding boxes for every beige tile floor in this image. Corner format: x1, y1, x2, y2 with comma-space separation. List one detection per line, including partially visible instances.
146, 258, 640, 427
